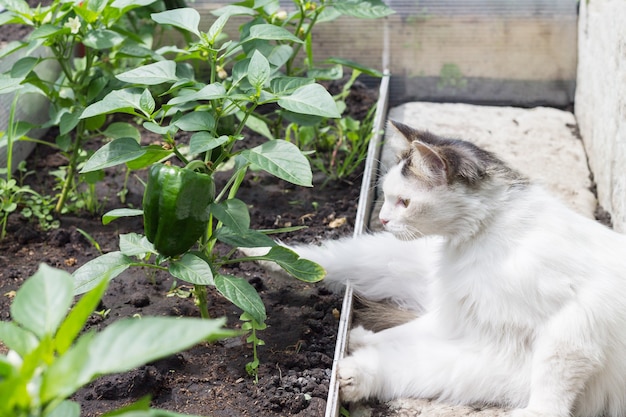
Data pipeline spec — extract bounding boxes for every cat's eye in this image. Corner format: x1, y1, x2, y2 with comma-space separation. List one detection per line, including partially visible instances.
397, 198, 410, 208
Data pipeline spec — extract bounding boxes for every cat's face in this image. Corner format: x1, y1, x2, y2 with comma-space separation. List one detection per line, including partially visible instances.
378, 121, 527, 241
378, 156, 452, 240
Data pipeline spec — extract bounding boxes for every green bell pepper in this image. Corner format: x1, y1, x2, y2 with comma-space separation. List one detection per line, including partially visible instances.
143, 163, 215, 257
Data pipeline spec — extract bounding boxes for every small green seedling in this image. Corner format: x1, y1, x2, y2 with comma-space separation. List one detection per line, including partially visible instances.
0, 263, 238, 417
241, 312, 267, 384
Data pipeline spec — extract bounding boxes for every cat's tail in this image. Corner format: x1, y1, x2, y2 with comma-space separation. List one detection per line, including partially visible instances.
353, 295, 418, 332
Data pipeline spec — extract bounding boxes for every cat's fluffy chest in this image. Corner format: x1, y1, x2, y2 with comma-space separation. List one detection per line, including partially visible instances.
431, 194, 593, 340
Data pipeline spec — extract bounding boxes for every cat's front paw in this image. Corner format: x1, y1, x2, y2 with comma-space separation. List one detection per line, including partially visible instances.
238, 246, 285, 274
338, 353, 376, 403
239, 246, 272, 258
348, 326, 375, 352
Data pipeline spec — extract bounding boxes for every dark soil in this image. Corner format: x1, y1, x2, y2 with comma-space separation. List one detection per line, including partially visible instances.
0, 129, 367, 417
1, 155, 361, 417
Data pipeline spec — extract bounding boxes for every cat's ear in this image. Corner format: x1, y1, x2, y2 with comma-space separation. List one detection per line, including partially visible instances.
407, 140, 448, 184
386, 120, 414, 157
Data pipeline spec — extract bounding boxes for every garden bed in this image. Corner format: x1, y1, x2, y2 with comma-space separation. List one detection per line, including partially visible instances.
0, 78, 379, 416
0, 2, 395, 414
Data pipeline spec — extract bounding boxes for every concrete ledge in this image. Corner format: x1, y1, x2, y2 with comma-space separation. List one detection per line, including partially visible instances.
575, 0, 626, 232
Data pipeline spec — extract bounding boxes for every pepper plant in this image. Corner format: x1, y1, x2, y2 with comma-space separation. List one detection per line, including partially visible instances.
69, 0, 392, 377
0, 263, 236, 417
0, 0, 183, 214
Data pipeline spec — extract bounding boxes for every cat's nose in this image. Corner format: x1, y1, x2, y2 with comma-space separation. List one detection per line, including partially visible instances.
380, 218, 389, 226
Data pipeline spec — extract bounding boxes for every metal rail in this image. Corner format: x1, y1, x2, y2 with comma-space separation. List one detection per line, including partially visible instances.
324, 71, 390, 417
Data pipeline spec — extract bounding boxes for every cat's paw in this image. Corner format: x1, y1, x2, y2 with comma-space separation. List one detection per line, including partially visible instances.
238, 246, 272, 258
338, 352, 376, 403
238, 246, 284, 274
348, 326, 375, 352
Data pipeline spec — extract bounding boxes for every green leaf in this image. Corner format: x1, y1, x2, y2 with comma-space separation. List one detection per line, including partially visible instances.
332, 0, 395, 18
82, 29, 125, 49
87, 0, 108, 17
55, 276, 109, 355
11, 264, 74, 339
248, 24, 303, 43
102, 122, 141, 141
307, 64, 343, 81
173, 111, 215, 132
116, 61, 179, 85
101, 397, 206, 417
247, 50, 270, 89
257, 246, 326, 283
0, 0, 30, 15
102, 208, 143, 225
125, 145, 172, 170
29, 24, 65, 40
45, 400, 81, 417
326, 57, 384, 77
59, 111, 82, 136
151, 8, 200, 37
210, 199, 250, 233
237, 111, 274, 140
40, 330, 95, 403
88, 316, 236, 374
111, 0, 158, 11
73, 251, 133, 294
143, 121, 175, 135
270, 76, 314, 94
207, 11, 230, 43
215, 275, 266, 324
74, 5, 100, 24
100, 397, 151, 416
0, 321, 38, 356
167, 83, 227, 106
211, 5, 255, 17
6, 120, 35, 138
277, 84, 341, 118
119, 233, 157, 257
240, 140, 313, 187
0, 40, 27, 60
80, 137, 145, 173
0, 77, 23, 95
215, 227, 276, 248
81, 88, 145, 119
169, 253, 215, 286
189, 133, 228, 155
10, 56, 39, 78
42, 316, 237, 402
81, 169, 105, 185
139, 89, 155, 115
84, 114, 106, 131
268, 44, 293, 68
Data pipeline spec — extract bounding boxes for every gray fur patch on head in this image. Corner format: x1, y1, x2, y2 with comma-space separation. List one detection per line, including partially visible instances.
389, 120, 529, 188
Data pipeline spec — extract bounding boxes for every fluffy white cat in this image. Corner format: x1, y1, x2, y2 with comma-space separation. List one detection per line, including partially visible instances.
252, 121, 626, 417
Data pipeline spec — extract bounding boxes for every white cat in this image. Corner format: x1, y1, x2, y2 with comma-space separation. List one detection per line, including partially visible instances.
252, 121, 626, 417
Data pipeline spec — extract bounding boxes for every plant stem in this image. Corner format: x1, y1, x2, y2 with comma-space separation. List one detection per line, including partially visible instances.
286, 7, 322, 75
251, 327, 259, 383
55, 121, 86, 213
194, 284, 210, 319
5, 93, 20, 184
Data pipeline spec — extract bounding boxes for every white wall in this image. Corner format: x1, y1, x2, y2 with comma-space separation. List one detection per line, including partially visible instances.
575, 0, 626, 231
